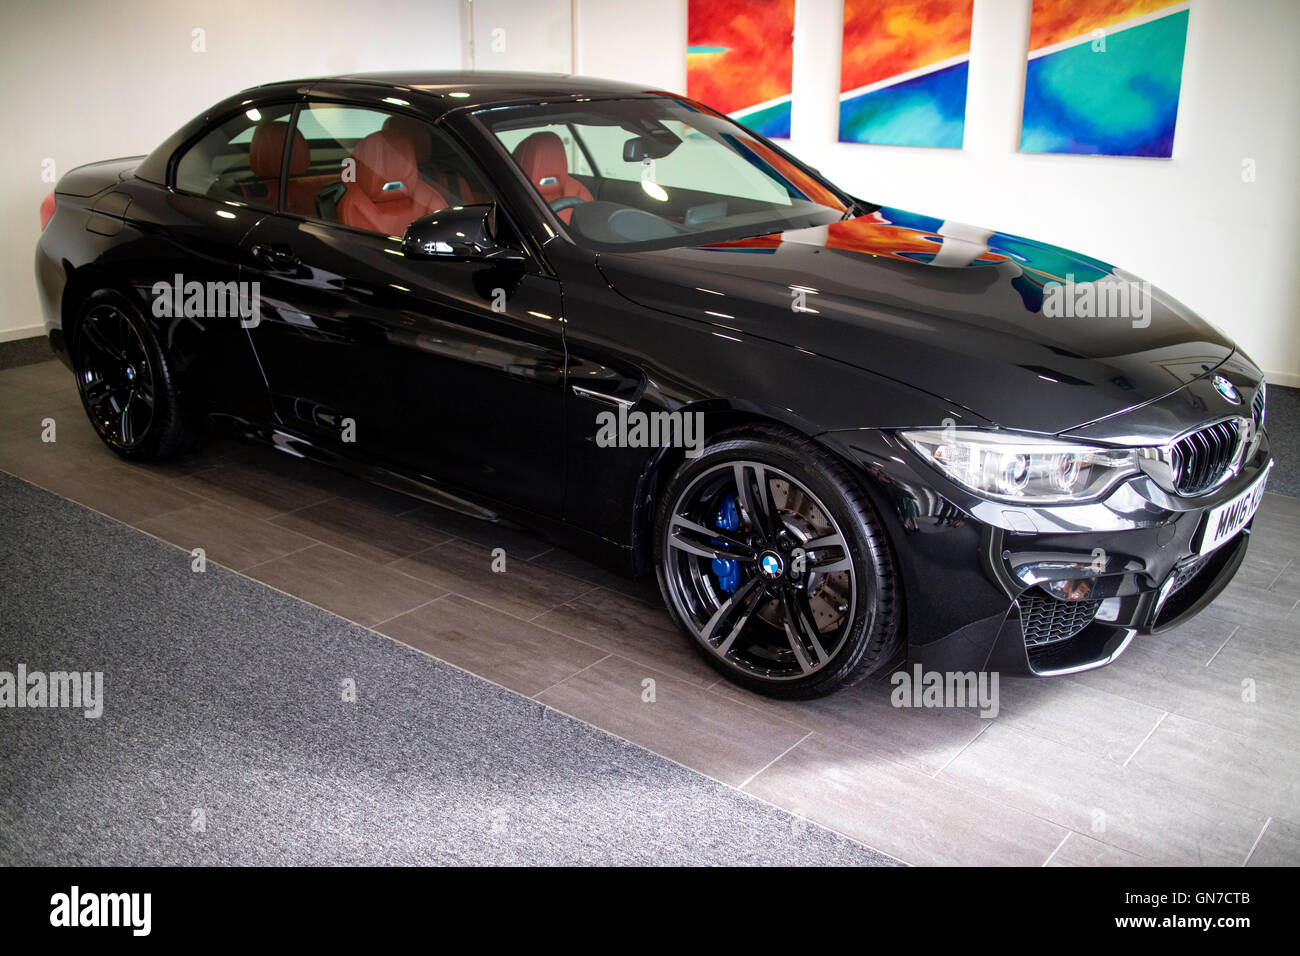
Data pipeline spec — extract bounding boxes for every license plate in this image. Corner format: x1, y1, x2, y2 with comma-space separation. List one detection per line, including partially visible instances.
1196, 464, 1270, 555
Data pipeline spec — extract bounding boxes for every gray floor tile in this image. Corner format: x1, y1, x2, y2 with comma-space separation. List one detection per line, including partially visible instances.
536, 655, 811, 788
1066, 642, 1300, 739
710, 671, 990, 777
1133, 610, 1237, 665
992, 676, 1166, 765
744, 731, 1068, 866
939, 723, 1269, 865
1246, 817, 1300, 866
1046, 831, 1150, 867
1128, 713, 1300, 830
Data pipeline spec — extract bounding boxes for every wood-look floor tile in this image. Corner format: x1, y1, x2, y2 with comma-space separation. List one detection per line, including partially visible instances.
532, 587, 719, 686
391, 537, 593, 620
376, 593, 606, 697
271, 498, 452, 564
246, 543, 445, 627
137, 501, 317, 571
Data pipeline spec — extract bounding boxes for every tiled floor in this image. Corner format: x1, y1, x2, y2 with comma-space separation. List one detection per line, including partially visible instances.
2, 358, 1298, 866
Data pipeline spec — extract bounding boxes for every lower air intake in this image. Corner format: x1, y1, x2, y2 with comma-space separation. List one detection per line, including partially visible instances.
1018, 591, 1102, 647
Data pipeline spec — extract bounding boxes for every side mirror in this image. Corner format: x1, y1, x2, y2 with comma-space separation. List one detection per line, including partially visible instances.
401, 204, 526, 262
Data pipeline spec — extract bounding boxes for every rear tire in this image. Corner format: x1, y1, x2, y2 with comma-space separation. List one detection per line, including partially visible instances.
654, 425, 902, 699
70, 289, 189, 461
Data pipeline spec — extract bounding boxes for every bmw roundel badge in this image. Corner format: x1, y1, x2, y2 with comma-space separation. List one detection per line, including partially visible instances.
1212, 375, 1241, 404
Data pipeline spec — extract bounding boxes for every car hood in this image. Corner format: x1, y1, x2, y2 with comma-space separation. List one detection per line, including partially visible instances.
595, 207, 1233, 434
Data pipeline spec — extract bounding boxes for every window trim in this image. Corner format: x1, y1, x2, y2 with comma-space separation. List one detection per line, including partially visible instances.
167, 99, 301, 213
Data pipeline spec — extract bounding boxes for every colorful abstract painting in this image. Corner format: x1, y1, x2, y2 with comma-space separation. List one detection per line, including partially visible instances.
687, 0, 794, 138
838, 0, 973, 148
1020, 0, 1189, 157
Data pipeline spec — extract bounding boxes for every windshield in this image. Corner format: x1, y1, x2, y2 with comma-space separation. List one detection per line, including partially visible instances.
476, 97, 854, 251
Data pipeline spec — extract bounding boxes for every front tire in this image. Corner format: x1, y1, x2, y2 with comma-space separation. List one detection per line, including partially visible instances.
654, 426, 902, 699
70, 289, 189, 460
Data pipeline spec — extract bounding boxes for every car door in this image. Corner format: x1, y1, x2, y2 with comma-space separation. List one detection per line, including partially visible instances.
236, 100, 566, 517
147, 101, 302, 425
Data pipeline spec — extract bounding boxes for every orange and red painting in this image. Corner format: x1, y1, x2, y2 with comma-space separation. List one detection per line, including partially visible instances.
687, 0, 794, 138
839, 0, 973, 147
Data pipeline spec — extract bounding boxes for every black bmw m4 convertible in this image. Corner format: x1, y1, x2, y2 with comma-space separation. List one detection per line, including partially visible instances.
35, 72, 1271, 698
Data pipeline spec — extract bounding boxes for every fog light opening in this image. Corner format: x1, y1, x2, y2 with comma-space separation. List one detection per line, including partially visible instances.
1043, 578, 1093, 601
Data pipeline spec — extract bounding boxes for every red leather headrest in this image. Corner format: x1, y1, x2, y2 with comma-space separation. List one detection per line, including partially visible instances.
351, 129, 418, 204
249, 123, 308, 178
382, 115, 433, 165
513, 131, 569, 189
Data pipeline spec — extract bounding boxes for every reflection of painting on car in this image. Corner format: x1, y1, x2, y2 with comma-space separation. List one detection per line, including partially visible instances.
687, 0, 793, 138
838, 0, 973, 148
1020, 0, 1189, 157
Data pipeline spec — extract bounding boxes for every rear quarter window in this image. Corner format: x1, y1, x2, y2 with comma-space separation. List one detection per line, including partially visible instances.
173, 103, 296, 208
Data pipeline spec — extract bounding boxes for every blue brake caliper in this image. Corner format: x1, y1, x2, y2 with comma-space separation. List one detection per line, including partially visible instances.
711, 492, 741, 594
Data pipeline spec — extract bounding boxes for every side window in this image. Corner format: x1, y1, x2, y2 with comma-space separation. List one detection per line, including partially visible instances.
174, 103, 296, 208
294, 103, 494, 236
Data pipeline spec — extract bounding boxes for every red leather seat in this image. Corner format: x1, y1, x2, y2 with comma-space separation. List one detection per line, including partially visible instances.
512, 131, 592, 222
245, 123, 336, 215
337, 129, 448, 236
246, 123, 309, 209
383, 115, 489, 205
382, 115, 434, 166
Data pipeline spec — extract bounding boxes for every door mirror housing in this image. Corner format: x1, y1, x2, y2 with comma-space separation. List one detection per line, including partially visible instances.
401, 204, 526, 262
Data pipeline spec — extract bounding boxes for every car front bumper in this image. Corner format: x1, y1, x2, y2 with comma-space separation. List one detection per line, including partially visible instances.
820, 425, 1271, 678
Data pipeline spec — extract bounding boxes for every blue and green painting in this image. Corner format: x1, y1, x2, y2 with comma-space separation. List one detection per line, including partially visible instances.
1020, 1, 1189, 158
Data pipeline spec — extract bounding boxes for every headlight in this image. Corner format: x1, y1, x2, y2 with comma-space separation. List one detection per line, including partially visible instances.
900, 428, 1142, 504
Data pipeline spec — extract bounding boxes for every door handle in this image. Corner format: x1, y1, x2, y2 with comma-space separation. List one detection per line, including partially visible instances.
571, 383, 639, 407
251, 243, 300, 268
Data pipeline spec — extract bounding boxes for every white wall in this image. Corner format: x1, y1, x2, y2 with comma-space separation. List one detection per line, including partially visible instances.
470, 0, 573, 72
573, 0, 685, 91
574, 0, 1300, 386
0, 0, 464, 341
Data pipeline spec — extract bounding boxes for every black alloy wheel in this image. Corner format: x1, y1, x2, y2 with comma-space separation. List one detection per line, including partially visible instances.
655, 427, 901, 698
71, 290, 187, 460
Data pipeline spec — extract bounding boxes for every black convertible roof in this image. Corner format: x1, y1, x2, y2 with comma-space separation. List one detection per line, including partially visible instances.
253, 71, 672, 111
349, 71, 665, 102
136, 72, 675, 184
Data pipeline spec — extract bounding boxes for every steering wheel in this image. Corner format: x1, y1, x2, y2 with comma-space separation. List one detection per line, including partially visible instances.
549, 195, 588, 214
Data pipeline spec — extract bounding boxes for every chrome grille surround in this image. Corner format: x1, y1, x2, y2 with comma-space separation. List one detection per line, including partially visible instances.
1137, 416, 1251, 498
1170, 418, 1242, 496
